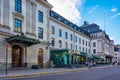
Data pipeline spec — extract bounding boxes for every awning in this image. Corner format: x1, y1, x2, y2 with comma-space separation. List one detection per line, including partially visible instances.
80, 52, 94, 59
6, 34, 40, 46
92, 55, 101, 59
92, 55, 104, 61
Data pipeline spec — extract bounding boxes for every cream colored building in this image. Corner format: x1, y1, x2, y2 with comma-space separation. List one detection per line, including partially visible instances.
0, 0, 115, 70
0, 0, 52, 70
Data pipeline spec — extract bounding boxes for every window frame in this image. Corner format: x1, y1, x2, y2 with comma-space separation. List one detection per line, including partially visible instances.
14, 18, 22, 32
15, 0, 22, 13
59, 29, 62, 37
38, 27, 43, 39
38, 10, 43, 22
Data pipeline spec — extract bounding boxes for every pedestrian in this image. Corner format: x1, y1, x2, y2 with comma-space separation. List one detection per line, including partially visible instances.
112, 61, 115, 66
86, 61, 88, 66
90, 61, 92, 67
88, 61, 92, 68
93, 62, 96, 67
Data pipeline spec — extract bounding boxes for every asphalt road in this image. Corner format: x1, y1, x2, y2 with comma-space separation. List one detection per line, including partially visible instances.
4, 66, 120, 80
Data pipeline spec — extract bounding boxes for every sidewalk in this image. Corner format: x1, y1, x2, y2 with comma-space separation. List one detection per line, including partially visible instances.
0, 65, 113, 79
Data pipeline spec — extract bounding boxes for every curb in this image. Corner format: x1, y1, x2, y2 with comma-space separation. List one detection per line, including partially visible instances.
1, 65, 112, 79
2, 69, 84, 79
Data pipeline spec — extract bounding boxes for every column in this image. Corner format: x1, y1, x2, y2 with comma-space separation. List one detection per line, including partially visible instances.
32, 4, 36, 34
0, 0, 1, 24
26, 1, 30, 33
3, 0, 9, 26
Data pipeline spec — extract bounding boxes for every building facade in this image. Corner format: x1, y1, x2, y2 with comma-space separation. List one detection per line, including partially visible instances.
114, 45, 120, 63
0, 0, 52, 70
0, 0, 115, 70
80, 21, 114, 63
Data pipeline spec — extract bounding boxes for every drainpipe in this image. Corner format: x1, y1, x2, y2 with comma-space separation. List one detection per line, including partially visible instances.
25, 45, 27, 67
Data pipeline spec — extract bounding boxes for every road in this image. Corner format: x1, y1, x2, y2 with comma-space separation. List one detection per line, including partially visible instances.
4, 66, 120, 80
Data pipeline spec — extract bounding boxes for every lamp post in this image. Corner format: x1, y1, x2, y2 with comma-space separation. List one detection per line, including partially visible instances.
5, 43, 9, 76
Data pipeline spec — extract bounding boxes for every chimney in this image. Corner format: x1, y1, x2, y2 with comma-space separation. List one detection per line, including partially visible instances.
84, 21, 89, 25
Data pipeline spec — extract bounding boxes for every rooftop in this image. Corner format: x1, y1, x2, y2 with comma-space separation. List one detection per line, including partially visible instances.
50, 10, 90, 37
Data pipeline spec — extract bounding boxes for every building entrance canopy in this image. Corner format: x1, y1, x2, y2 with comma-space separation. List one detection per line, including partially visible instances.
6, 33, 40, 46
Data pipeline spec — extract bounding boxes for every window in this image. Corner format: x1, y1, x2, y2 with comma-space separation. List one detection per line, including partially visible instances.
65, 32, 68, 39
14, 18, 22, 32
79, 46, 81, 51
65, 42, 68, 48
86, 48, 87, 53
93, 42, 96, 47
79, 38, 81, 44
51, 38, 55, 46
75, 45, 77, 50
59, 29, 62, 37
83, 39, 84, 45
59, 40, 62, 48
89, 42, 90, 47
70, 34, 73, 41
15, 0, 22, 12
93, 49, 96, 54
83, 47, 84, 52
38, 27, 43, 39
38, 11, 43, 22
70, 43, 73, 49
86, 41, 87, 46
89, 49, 90, 53
75, 36, 77, 42
51, 26, 55, 34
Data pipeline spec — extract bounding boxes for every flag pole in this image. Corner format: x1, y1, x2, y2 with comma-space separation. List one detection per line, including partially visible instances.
104, 13, 106, 32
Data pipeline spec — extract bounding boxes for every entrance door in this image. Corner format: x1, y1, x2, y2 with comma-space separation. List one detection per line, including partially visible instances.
12, 45, 22, 67
38, 48, 43, 68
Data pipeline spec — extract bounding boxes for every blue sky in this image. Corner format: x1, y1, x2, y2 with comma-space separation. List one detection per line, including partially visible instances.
48, 0, 120, 44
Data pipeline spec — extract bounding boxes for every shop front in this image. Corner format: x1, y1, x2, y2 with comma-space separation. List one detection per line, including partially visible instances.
50, 49, 80, 67
106, 55, 113, 64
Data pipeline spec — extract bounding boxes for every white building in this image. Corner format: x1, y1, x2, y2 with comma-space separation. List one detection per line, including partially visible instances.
49, 11, 90, 53
114, 45, 120, 63
0, 0, 52, 70
0, 0, 114, 70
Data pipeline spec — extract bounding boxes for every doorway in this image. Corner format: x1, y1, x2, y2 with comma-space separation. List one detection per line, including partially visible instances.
38, 48, 43, 68
12, 45, 22, 67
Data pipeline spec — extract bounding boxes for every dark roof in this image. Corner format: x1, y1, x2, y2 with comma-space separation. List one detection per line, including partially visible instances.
114, 47, 120, 51
80, 22, 100, 33
50, 10, 90, 37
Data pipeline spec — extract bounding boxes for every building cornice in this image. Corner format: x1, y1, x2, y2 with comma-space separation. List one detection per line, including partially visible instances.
0, 31, 13, 36
12, 12, 24, 19
26, 32, 37, 37
36, 0, 53, 9
0, 24, 11, 30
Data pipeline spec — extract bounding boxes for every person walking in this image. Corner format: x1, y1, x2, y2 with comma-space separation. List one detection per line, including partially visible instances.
93, 62, 96, 67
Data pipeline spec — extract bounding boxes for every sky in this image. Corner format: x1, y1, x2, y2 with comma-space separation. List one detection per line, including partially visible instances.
47, 0, 120, 44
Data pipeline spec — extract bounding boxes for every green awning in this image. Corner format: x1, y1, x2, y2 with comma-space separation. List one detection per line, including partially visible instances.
93, 55, 101, 59
6, 34, 40, 46
80, 52, 94, 59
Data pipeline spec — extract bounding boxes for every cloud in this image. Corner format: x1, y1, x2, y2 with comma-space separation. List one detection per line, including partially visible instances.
47, 0, 83, 25
110, 36, 115, 40
110, 13, 120, 19
111, 8, 118, 12
88, 5, 99, 14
